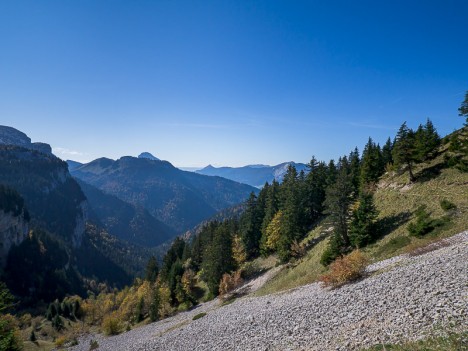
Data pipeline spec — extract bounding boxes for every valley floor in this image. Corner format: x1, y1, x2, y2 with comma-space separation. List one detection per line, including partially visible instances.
68, 231, 468, 351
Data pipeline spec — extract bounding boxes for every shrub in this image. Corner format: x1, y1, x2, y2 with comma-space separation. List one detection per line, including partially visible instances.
219, 271, 243, 297
55, 335, 67, 347
0, 314, 22, 351
407, 205, 447, 237
101, 315, 123, 336
89, 339, 99, 350
192, 312, 206, 320
440, 199, 456, 211
319, 250, 369, 288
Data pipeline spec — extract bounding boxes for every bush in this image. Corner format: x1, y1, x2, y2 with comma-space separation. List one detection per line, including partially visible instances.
192, 312, 206, 320
55, 335, 67, 347
101, 315, 124, 336
219, 271, 243, 297
407, 205, 447, 237
89, 339, 99, 350
319, 250, 369, 288
440, 199, 456, 211
0, 314, 22, 351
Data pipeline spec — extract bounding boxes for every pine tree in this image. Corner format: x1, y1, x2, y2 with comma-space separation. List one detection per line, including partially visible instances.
349, 192, 379, 247
240, 192, 262, 259
323, 161, 354, 257
392, 122, 416, 182
305, 158, 328, 223
414, 119, 440, 161
382, 137, 393, 167
349, 147, 361, 193
459, 90, 468, 124
360, 138, 384, 187
260, 180, 279, 255
145, 256, 159, 283
278, 165, 302, 261
149, 286, 160, 322
201, 224, 234, 296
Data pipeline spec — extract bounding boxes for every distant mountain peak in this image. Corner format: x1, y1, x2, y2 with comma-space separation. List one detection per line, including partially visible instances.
138, 152, 160, 161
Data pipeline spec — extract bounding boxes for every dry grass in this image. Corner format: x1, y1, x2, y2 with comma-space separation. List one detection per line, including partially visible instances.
255, 226, 328, 296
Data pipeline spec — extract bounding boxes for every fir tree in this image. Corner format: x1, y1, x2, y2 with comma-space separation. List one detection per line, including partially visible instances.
382, 137, 393, 166
458, 90, 468, 124
392, 122, 416, 182
414, 119, 440, 161
349, 192, 379, 247
360, 138, 384, 187
145, 256, 159, 283
149, 287, 160, 322
323, 161, 354, 258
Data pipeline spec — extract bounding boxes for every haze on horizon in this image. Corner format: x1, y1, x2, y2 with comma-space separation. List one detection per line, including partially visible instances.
1, 1, 467, 167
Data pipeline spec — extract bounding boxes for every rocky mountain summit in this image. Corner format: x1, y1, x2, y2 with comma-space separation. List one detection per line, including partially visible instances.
138, 152, 160, 161
69, 231, 468, 351
0, 125, 52, 155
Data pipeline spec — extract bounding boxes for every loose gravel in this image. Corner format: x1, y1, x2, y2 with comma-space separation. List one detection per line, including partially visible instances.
69, 231, 468, 351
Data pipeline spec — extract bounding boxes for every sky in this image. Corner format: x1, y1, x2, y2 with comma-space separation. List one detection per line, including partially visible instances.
1, 1, 467, 167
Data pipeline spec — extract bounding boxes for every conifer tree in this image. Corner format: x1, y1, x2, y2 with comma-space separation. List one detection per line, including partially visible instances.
459, 90, 468, 124
278, 165, 302, 261
240, 192, 262, 258
382, 137, 393, 167
323, 160, 354, 258
360, 138, 384, 188
349, 192, 379, 247
149, 286, 160, 322
260, 180, 280, 254
392, 122, 416, 182
145, 256, 159, 283
202, 224, 234, 296
414, 119, 440, 161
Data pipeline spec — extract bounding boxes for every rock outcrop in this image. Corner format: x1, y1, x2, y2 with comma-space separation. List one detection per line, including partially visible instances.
0, 125, 52, 155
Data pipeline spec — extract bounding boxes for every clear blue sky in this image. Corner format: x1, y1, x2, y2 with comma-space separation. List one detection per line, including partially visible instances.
1, 1, 467, 167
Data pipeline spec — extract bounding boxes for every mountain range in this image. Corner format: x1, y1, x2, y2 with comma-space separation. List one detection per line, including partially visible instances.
71, 156, 258, 233
195, 162, 308, 188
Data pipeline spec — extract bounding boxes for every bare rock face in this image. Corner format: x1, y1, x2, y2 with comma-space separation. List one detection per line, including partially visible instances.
0, 125, 52, 155
0, 210, 29, 267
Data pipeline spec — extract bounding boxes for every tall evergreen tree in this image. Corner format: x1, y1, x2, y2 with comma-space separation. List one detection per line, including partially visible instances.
414, 119, 440, 161
240, 192, 262, 259
458, 90, 468, 124
360, 138, 384, 188
277, 165, 302, 261
305, 157, 328, 224
202, 224, 234, 296
145, 256, 159, 283
349, 147, 361, 193
323, 160, 354, 257
392, 122, 416, 182
349, 192, 379, 247
382, 137, 393, 166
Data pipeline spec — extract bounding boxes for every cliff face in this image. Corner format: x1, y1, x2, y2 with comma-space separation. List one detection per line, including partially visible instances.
0, 210, 29, 267
0, 145, 87, 246
0, 125, 52, 155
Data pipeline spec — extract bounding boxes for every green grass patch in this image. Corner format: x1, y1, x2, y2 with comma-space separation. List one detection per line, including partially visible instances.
362, 331, 468, 351
375, 236, 411, 257
192, 312, 206, 320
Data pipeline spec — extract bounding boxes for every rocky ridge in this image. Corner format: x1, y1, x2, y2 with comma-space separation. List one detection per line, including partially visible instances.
68, 231, 468, 351
0, 125, 52, 155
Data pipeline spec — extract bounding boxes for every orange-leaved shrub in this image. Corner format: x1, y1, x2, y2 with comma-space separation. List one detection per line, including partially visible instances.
319, 250, 369, 288
219, 270, 243, 297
